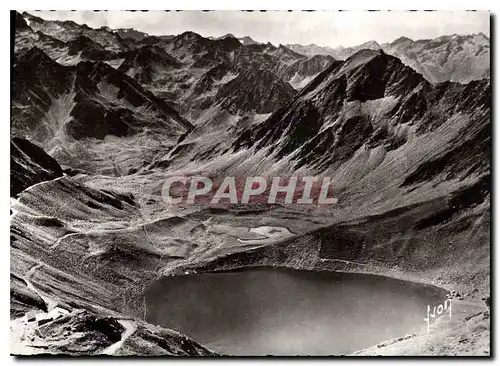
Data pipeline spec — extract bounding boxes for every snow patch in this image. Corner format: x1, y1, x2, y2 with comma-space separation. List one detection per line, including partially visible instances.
214, 72, 239, 86
288, 72, 319, 90
360, 96, 400, 122
105, 58, 125, 69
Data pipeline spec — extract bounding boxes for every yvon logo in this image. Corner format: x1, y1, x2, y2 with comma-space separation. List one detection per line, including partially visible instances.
424, 299, 452, 333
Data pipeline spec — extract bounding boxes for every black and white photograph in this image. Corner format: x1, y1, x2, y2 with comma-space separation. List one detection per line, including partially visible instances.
9, 9, 491, 356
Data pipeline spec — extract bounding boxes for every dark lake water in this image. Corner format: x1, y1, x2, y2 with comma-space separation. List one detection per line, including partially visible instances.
145, 267, 446, 355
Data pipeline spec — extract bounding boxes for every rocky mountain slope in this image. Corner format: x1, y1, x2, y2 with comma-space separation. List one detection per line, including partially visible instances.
233, 49, 489, 175
10, 137, 64, 197
12, 11, 339, 175
10, 172, 218, 355
12, 42, 192, 174
278, 54, 339, 91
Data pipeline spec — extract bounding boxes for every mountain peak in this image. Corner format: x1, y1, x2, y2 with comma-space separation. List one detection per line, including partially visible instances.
18, 46, 53, 65
359, 40, 381, 49
471, 32, 490, 44
218, 33, 236, 39
477, 32, 489, 40
22, 11, 44, 23
114, 27, 149, 41
345, 48, 385, 64
214, 35, 242, 50
70, 34, 101, 46
67, 35, 106, 58
179, 31, 202, 38
238, 36, 258, 45
276, 44, 307, 59
128, 45, 181, 68
14, 11, 30, 31
392, 36, 414, 45
301, 48, 426, 105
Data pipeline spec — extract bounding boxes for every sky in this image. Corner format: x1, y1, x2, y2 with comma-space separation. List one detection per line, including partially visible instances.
29, 10, 490, 48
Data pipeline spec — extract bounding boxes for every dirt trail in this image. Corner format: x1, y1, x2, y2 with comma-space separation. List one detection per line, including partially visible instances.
25, 263, 58, 312
101, 320, 137, 355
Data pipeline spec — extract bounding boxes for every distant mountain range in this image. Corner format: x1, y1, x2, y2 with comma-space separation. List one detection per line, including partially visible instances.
287, 40, 381, 59
19, 10, 489, 85
382, 33, 490, 83
287, 33, 490, 83
210, 33, 260, 45
13, 10, 490, 175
